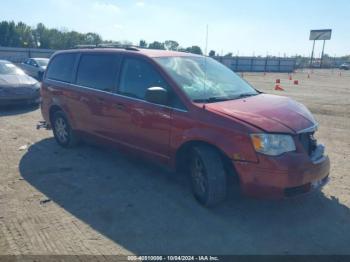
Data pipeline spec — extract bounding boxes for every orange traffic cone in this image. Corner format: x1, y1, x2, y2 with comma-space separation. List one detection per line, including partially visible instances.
275, 84, 284, 91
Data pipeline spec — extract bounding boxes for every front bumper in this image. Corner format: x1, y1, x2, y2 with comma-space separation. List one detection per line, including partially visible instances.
234, 151, 330, 199
0, 91, 40, 106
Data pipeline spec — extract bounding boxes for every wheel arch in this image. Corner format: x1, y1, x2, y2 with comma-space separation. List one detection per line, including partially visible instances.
175, 140, 239, 181
49, 104, 63, 126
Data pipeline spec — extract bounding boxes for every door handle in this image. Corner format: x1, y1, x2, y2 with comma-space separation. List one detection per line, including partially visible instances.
115, 103, 125, 110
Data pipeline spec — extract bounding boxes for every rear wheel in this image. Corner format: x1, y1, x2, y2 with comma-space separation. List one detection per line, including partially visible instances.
189, 145, 227, 207
52, 111, 79, 148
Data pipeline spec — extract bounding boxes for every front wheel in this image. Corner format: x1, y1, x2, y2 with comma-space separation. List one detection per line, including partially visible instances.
189, 145, 227, 207
52, 111, 79, 148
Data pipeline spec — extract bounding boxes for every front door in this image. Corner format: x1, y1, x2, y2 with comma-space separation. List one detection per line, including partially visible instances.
112, 56, 174, 162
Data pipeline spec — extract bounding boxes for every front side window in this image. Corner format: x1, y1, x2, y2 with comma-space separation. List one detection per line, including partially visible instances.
76, 54, 121, 92
155, 56, 258, 102
119, 57, 186, 109
46, 53, 77, 83
119, 57, 168, 100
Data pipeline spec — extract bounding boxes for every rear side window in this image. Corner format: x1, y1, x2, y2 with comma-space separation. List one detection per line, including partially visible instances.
76, 54, 121, 92
119, 57, 168, 100
46, 53, 77, 83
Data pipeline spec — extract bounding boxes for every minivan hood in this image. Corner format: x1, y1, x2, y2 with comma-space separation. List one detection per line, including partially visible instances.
205, 94, 316, 134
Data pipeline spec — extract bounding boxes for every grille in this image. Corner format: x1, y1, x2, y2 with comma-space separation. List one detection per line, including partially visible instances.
299, 132, 317, 156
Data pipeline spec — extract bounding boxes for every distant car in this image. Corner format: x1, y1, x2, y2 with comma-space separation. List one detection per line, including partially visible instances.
339, 63, 350, 70
0, 60, 41, 106
20, 58, 49, 80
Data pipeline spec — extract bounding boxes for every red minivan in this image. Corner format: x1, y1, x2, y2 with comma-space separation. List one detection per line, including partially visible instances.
40, 47, 330, 207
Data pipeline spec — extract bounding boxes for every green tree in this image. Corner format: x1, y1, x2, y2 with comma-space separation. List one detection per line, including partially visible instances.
164, 40, 179, 51
148, 41, 165, 50
0, 21, 21, 47
84, 33, 102, 45
139, 39, 147, 48
16, 22, 35, 47
185, 46, 203, 55
209, 50, 216, 57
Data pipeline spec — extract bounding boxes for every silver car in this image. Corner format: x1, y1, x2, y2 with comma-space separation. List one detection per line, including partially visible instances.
339, 63, 350, 70
20, 58, 49, 80
0, 60, 41, 106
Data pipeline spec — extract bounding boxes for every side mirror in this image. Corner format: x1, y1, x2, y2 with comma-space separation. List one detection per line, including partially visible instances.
145, 87, 168, 105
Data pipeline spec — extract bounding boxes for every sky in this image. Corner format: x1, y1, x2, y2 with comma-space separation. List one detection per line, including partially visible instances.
0, 0, 349, 56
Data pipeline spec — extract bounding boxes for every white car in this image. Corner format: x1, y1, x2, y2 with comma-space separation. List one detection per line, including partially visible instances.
20, 58, 49, 80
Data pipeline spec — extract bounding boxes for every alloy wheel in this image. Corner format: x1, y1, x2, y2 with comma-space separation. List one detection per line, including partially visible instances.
54, 117, 68, 144
191, 155, 208, 196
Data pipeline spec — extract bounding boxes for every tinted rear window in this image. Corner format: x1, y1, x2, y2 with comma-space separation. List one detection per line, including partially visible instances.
46, 53, 77, 83
76, 54, 121, 92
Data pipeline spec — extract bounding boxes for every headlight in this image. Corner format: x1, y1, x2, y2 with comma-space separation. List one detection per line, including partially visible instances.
250, 133, 296, 156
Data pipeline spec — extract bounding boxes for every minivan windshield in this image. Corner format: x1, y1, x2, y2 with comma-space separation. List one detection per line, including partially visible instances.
155, 56, 258, 102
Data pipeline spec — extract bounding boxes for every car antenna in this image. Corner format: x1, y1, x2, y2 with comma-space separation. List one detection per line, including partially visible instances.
203, 24, 209, 109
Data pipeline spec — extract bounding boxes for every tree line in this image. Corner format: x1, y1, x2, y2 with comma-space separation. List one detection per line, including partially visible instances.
0, 20, 205, 55
0, 21, 102, 49
2, 21, 348, 60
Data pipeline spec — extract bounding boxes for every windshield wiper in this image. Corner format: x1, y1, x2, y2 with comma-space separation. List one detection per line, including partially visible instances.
193, 96, 233, 103
193, 93, 259, 103
237, 93, 258, 98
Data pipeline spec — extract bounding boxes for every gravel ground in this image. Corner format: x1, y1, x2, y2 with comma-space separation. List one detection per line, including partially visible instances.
0, 69, 349, 255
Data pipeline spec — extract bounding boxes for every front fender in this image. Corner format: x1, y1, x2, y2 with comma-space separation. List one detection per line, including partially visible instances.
171, 127, 258, 164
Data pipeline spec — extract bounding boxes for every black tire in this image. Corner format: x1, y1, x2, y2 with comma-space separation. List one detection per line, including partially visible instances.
52, 111, 79, 148
189, 145, 227, 207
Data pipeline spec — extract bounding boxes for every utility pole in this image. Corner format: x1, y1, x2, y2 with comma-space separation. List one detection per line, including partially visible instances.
320, 40, 326, 68
205, 24, 209, 56
310, 40, 316, 68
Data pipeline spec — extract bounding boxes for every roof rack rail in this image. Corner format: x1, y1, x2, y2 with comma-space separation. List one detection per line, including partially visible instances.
73, 43, 140, 51
74, 44, 97, 49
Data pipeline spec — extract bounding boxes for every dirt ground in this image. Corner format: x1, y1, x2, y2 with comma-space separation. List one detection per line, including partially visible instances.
0, 69, 349, 255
